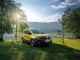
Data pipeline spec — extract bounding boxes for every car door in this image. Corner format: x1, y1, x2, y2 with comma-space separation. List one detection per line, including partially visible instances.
23, 29, 32, 41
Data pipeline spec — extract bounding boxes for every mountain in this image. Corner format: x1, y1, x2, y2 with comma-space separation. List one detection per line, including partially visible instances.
27, 22, 62, 33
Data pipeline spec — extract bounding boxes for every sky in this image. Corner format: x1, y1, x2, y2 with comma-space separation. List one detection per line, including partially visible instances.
15, 0, 80, 22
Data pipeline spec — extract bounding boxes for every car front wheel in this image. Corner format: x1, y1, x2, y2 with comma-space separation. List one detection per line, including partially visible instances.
30, 40, 35, 47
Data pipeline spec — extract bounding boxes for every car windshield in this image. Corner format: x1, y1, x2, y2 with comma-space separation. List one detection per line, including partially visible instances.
31, 29, 44, 34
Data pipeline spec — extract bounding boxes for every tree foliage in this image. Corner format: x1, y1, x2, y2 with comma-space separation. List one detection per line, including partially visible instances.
18, 22, 29, 33
60, 8, 80, 38
0, 0, 27, 41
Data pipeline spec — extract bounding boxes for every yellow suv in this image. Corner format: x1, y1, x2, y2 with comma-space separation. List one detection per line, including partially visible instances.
22, 28, 52, 46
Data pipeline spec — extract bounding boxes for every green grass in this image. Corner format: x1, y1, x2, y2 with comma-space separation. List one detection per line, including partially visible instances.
0, 38, 80, 60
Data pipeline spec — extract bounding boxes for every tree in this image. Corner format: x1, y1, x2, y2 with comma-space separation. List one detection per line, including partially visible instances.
60, 8, 80, 39
59, 19, 65, 44
18, 22, 29, 33
0, 0, 22, 41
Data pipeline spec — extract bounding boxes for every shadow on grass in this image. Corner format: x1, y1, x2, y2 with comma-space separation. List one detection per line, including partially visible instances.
37, 44, 80, 60
0, 41, 80, 60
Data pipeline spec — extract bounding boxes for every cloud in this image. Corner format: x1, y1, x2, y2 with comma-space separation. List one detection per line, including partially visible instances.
51, 0, 80, 9
61, 0, 80, 6
51, 5, 66, 9
23, 6, 62, 22
42, 13, 62, 22
27, 13, 62, 22
50, 0, 59, 3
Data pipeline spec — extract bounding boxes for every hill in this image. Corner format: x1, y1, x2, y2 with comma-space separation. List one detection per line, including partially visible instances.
27, 22, 62, 33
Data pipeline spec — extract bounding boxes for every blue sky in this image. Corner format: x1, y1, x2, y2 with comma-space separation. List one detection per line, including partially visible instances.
15, 0, 80, 22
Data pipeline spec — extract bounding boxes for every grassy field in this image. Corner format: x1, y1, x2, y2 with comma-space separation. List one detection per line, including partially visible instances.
0, 38, 80, 60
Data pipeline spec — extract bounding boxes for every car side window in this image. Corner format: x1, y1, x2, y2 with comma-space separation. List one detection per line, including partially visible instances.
23, 30, 31, 34
23, 30, 27, 34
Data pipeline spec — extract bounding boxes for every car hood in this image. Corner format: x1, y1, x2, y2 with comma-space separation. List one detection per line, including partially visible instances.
33, 34, 49, 37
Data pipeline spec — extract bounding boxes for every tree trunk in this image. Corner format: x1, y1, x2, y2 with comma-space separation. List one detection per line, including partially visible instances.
62, 27, 65, 44
0, 34, 3, 41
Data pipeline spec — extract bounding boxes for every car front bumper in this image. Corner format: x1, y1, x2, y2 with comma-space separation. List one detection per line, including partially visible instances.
35, 39, 52, 45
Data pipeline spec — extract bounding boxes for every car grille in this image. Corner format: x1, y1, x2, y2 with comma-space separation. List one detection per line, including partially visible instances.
40, 36, 51, 39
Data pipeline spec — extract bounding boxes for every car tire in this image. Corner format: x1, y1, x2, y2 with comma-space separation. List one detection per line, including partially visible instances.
30, 40, 35, 47
21, 38, 25, 43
